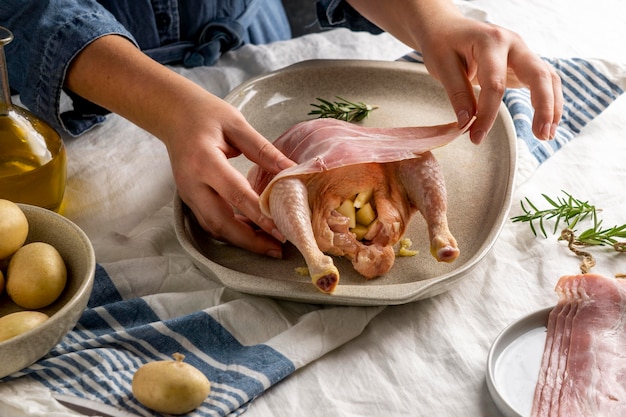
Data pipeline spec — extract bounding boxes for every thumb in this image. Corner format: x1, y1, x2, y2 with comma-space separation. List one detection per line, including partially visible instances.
226, 116, 296, 174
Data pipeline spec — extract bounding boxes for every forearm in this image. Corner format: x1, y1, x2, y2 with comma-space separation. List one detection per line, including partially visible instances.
1, 1, 136, 136
65, 35, 209, 147
346, 0, 463, 51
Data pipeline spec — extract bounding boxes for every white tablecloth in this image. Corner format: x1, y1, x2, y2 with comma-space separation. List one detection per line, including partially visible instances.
1, 1, 625, 416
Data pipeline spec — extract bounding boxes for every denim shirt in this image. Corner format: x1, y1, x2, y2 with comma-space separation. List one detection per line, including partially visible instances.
0, 0, 375, 136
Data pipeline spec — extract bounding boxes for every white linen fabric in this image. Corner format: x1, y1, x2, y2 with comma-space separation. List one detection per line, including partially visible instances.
1, 1, 626, 416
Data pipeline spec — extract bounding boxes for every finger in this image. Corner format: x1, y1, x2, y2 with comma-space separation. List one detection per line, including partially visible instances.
185, 184, 284, 258
532, 62, 562, 140
205, 149, 286, 242
426, 54, 478, 132
227, 118, 296, 174
472, 44, 510, 144
539, 65, 563, 140
510, 51, 561, 140
551, 71, 564, 136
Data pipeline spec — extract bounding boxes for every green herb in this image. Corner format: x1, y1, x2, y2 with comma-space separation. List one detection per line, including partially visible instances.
511, 190, 626, 252
576, 222, 626, 248
308, 96, 378, 122
511, 191, 597, 238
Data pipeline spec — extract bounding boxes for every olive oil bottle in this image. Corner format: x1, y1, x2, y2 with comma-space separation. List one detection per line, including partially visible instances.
0, 27, 66, 212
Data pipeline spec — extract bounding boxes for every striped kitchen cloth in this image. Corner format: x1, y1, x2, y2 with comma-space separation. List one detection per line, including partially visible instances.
4, 264, 380, 416
399, 51, 624, 169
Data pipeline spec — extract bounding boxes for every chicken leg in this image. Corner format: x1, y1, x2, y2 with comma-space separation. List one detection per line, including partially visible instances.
395, 153, 459, 262
268, 177, 340, 293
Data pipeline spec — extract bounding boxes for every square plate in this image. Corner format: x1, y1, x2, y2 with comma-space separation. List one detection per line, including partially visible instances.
174, 59, 517, 305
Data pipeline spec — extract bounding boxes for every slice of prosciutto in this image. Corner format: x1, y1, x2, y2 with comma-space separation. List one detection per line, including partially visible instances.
248, 118, 472, 293
531, 274, 626, 416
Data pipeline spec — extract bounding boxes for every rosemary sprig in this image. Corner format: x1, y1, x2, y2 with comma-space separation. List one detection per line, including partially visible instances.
510, 191, 597, 238
308, 96, 378, 122
511, 191, 626, 251
576, 222, 626, 248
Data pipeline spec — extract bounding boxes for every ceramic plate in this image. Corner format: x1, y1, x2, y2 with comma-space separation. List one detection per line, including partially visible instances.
486, 307, 552, 417
174, 59, 517, 305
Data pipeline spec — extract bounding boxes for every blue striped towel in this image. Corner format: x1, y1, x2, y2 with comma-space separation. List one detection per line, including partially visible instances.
4, 266, 296, 416
4, 262, 379, 416
399, 51, 624, 164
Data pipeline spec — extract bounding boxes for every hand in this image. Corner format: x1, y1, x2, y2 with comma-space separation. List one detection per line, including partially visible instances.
417, 15, 563, 144
166, 97, 296, 258
65, 35, 295, 257
347, 0, 563, 144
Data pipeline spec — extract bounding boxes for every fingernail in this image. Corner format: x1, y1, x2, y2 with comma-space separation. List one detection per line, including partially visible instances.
266, 249, 283, 259
472, 130, 486, 144
277, 157, 296, 170
550, 123, 558, 139
457, 110, 471, 127
272, 228, 286, 243
541, 123, 552, 140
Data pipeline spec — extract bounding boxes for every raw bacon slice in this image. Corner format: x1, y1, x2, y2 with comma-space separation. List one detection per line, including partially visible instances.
248, 118, 472, 293
531, 274, 626, 416
250, 118, 471, 215
532, 278, 579, 415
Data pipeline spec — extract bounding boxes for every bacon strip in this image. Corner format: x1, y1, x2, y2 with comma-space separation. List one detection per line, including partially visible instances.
249, 118, 473, 216
531, 274, 626, 416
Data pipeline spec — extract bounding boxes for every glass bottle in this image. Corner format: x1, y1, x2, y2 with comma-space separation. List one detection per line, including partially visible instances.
0, 26, 66, 212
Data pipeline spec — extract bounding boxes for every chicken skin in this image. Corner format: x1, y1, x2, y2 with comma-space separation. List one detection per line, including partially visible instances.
249, 118, 472, 294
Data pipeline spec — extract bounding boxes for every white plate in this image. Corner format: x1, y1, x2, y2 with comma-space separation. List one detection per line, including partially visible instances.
174, 59, 517, 305
486, 306, 553, 417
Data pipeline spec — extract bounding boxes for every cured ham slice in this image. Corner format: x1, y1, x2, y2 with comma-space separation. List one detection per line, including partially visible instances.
531, 274, 626, 416
248, 118, 472, 293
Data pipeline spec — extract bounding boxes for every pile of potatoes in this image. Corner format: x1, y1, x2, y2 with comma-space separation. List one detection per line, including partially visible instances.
0, 199, 211, 414
336, 190, 418, 257
0, 199, 67, 342
0, 200, 211, 414
336, 189, 378, 241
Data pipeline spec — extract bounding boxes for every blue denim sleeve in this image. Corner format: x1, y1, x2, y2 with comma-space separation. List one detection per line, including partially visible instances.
0, 0, 137, 136
315, 0, 382, 34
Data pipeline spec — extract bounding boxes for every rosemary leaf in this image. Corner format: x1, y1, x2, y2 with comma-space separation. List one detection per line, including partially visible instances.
511, 191, 597, 238
308, 96, 378, 122
512, 190, 626, 252
576, 223, 626, 247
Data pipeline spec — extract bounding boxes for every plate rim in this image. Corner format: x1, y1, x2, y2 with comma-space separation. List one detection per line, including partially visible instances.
486, 305, 553, 417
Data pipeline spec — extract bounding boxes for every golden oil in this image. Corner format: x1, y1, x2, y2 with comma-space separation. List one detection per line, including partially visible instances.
0, 107, 66, 212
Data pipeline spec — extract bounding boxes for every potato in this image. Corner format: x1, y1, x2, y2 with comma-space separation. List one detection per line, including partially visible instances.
355, 202, 376, 227
294, 266, 310, 276
6, 242, 67, 309
338, 191, 379, 241
353, 189, 373, 209
0, 199, 29, 260
0, 311, 49, 342
132, 353, 211, 415
336, 199, 356, 228
350, 224, 369, 241
398, 238, 419, 257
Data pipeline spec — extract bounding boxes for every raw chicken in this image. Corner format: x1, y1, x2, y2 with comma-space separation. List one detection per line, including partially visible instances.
531, 274, 626, 416
248, 118, 472, 293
